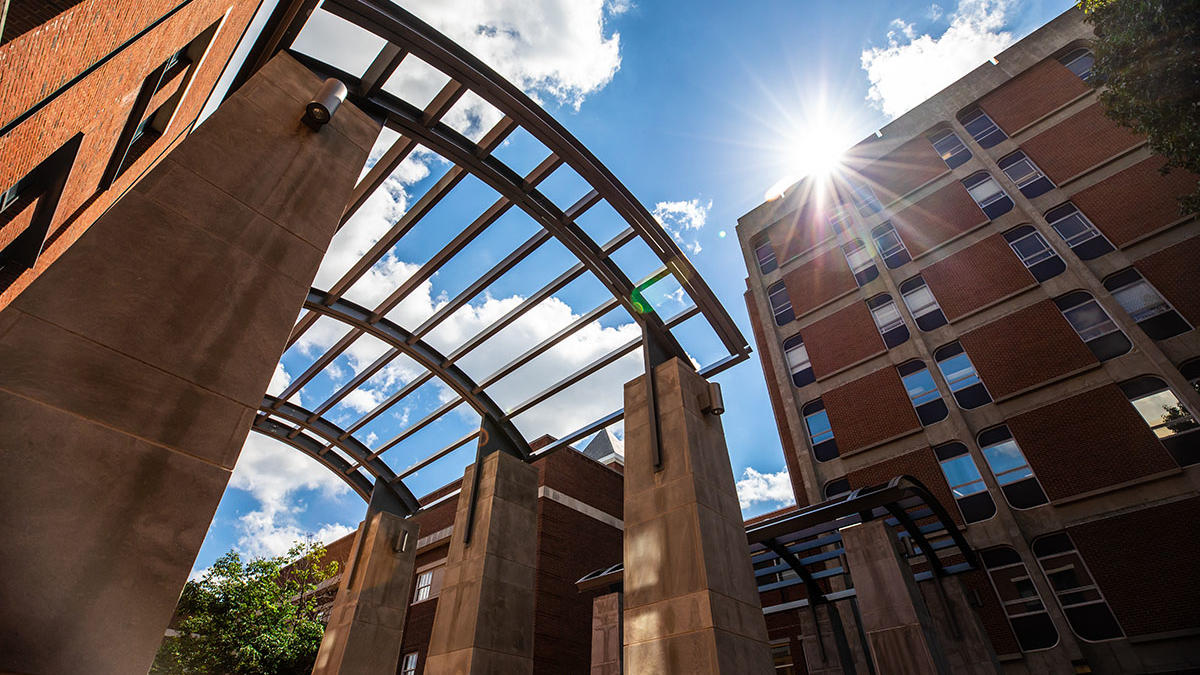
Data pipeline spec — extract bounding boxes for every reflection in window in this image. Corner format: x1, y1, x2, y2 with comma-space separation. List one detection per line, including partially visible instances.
872, 221, 911, 268
929, 129, 971, 169
783, 334, 814, 387
900, 275, 947, 331
1120, 376, 1199, 466
753, 233, 777, 274
934, 342, 991, 409
1103, 268, 1191, 340
1045, 203, 1113, 260
768, 281, 794, 325
934, 442, 996, 523
1004, 224, 1065, 282
803, 399, 838, 462
1059, 48, 1094, 81
959, 107, 1007, 148
998, 150, 1054, 198
842, 238, 879, 287
1055, 291, 1131, 361
1032, 533, 1124, 642
963, 172, 1014, 219
982, 547, 1060, 652
978, 426, 1048, 509
868, 294, 909, 348
401, 652, 418, 675
898, 361, 948, 425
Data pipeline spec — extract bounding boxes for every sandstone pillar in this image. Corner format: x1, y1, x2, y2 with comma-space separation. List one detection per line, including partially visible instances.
0, 53, 377, 675
622, 357, 773, 673
425, 451, 539, 673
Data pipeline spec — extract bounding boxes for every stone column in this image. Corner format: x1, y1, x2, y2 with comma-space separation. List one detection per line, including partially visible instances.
590, 592, 622, 675
312, 511, 419, 675
425, 451, 539, 673
839, 519, 950, 674
622, 357, 773, 673
0, 54, 377, 675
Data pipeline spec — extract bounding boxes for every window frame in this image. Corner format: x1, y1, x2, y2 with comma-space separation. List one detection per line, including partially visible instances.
997, 150, 1054, 198
959, 107, 1007, 148
842, 238, 879, 287
928, 129, 971, 169
1044, 202, 1113, 260
867, 293, 909, 348
898, 360, 948, 426
413, 569, 435, 604
1054, 291, 1132, 362
1059, 48, 1095, 81
977, 425, 1049, 509
933, 441, 996, 523
752, 232, 778, 275
1120, 375, 1199, 467
401, 651, 419, 675
767, 281, 794, 326
962, 171, 1014, 219
849, 180, 882, 217
1003, 224, 1065, 282
1032, 532, 1125, 642
871, 221, 911, 269
782, 334, 814, 387
899, 275, 947, 331
981, 547, 1061, 653
1103, 268, 1192, 340
934, 342, 992, 409
0, 134, 83, 287
802, 399, 838, 462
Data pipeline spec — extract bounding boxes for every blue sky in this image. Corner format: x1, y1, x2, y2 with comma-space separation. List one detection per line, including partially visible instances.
190, 0, 1075, 572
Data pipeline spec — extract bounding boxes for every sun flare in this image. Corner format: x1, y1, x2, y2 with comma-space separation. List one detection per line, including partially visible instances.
765, 115, 858, 201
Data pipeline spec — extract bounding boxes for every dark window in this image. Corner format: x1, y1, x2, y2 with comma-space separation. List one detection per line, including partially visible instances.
898, 361, 948, 425
770, 641, 795, 673
872, 221, 910, 268
849, 180, 882, 217
899, 275, 947, 331
823, 477, 850, 500
1032, 533, 1124, 642
1045, 203, 1113, 260
842, 238, 879, 286
868, 294, 909, 348
978, 426, 1048, 509
929, 129, 971, 169
1055, 291, 1131, 361
1104, 269, 1191, 340
768, 281, 794, 325
1003, 224, 1065, 282
998, 150, 1055, 198
1182, 360, 1200, 393
934, 442, 996, 523
1059, 48, 1094, 81
934, 342, 991, 409
1120, 376, 1199, 466
959, 107, 1007, 148
783, 334, 814, 387
981, 547, 1060, 652
753, 233, 778, 274
803, 399, 838, 462
0, 134, 83, 289
963, 171, 1013, 220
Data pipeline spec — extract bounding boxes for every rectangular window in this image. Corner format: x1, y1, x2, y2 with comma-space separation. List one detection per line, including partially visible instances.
803, 399, 838, 462
934, 442, 995, 523
1104, 268, 1191, 340
1054, 291, 1132, 362
929, 129, 971, 169
755, 241, 778, 275
842, 239, 879, 286
849, 181, 882, 216
0, 135, 83, 287
998, 151, 1053, 198
982, 547, 1060, 652
768, 281, 794, 325
1059, 49, 1094, 81
401, 652, 418, 675
1032, 533, 1123, 642
978, 426, 1048, 509
1121, 376, 1200, 467
1061, 298, 1119, 342
965, 175, 1006, 208
899, 361, 948, 425
1007, 229, 1055, 266
900, 276, 947, 331
872, 222, 910, 268
413, 570, 434, 603
935, 342, 991, 409
771, 642, 795, 674
1045, 203, 1113, 260
783, 335, 814, 387
827, 206, 853, 233
960, 108, 1007, 148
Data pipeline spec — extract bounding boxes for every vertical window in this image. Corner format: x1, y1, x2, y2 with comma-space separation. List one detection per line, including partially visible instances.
767, 281, 794, 325
978, 426, 1048, 509
1032, 533, 1124, 641
803, 399, 838, 462
1103, 269, 1191, 340
981, 547, 1060, 652
413, 570, 434, 603
998, 150, 1054, 198
753, 232, 778, 275
934, 342, 992, 409
849, 179, 882, 217
842, 238, 879, 286
898, 361, 948, 425
899, 276, 947, 331
1003, 224, 1065, 282
867, 294, 909, 348
1045, 203, 1113, 260
1120, 376, 1199, 467
401, 652, 419, 675
1054, 291, 1131, 361
0, 135, 82, 287
871, 221, 911, 268
962, 172, 1014, 219
823, 477, 850, 499
934, 442, 996, 523
959, 107, 1008, 148
929, 129, 971, 169
783, 335, 814, 387
1059, 48, 1094, 81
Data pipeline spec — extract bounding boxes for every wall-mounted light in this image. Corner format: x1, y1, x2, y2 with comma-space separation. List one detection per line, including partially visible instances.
303, 78, 348, 130
703, 381, 724, 416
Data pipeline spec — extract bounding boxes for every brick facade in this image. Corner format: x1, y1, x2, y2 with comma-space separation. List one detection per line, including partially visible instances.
1070, 156, 1199, 247
782, 246, 856, 318
978, 57, 1090, 134
1136, 237, 1200, 327
823, 367, 921, 454
769, 199, 836, 263
803, 301, 885, 379
855, 136, 948, 203
1021, 102, 1144, 183
891, 181, 988, 258
921, 234, 1035, 322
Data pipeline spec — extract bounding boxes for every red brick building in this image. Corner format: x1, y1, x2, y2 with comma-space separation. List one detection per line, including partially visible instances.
739, 8, 1200, 673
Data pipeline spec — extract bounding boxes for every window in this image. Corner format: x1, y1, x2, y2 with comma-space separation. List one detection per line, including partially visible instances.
823, 477, 850, 499
998, 151, 1054, 198
803, 399, 838, 462
898, 361, 948, 425
1045, 203, 1113, 260
849, 179, 882, 217
959, 107, 1007, 148
1003, 224, 1065, 282
413, 570, 434, 603
929, 129, 971, 169
962, 172, 1013, 219
872, 221, 910, 268
899, 276, 947, 331
1059, 48, 1094, 81
1104, 269, 1191, 340
0, 135, 83, 288
842, 238, 879, 286
782, 334, 814, 387
401, 652, 418, 675
934, 442, 996, 523
1032, 533, 1123, 642
753, 232, 778, 275
771, 641, 796, 674
1183, 359, 1200, 394
1055, 291, 1131, 361
981, 547, 1060, 652
827, 205, 853, 234
867, 294, 909, 348
934, 342, 991, 409
978, 426, 1048, 509
1120, 376, 1199, 466
768, 281, 794, 325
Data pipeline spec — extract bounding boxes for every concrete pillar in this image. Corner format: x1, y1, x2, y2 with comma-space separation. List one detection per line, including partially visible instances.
312, 511, 419, 675
839, 519, 950, 674
590, 592, 622, 675
425, 451, 539, 673
622, 357, 773, 673
0, 53, 377, 675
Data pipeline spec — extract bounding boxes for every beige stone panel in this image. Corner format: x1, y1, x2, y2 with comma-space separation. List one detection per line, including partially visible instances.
624, 629, 720, 675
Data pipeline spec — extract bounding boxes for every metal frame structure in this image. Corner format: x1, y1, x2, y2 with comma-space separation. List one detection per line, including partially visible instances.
231, 0, 749, 515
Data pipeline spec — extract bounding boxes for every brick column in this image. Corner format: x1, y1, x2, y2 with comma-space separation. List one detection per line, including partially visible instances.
0, 53, 377, 675
425, 451, 539, 673
622, 357, 773, 673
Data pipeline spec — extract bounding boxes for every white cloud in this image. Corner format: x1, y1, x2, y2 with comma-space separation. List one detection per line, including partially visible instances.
653, 198, 711, 256
861, 0, 1016, 118
736, 467, 796, 511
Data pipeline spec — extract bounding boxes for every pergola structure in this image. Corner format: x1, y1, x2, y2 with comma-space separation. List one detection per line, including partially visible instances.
230, 0, 750, 514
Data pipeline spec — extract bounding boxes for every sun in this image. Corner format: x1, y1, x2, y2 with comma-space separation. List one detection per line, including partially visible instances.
765, 116, 858, 201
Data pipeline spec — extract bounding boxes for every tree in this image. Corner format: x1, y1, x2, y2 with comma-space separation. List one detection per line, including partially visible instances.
151, 541, 340, 675
1079, 0, 1200, 214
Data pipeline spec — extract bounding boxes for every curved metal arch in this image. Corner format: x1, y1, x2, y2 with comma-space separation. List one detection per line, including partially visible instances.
251, 415, 374, 501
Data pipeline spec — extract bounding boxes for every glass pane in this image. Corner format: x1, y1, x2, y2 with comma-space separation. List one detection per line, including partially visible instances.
963, 113, 996, 139
1111, 280, 1170, 322
982, 440, 1032, 485
1064, 51, 1094, 80
845, 246, 873, 272
1009, 232, 1055, 266
902, 285, 938, 317
875, 230, 904, 256
785, 342, 810, 373
1050, 212, 1100, 247
967, 177, 1003, 204
1003, 158, 1041, 186
932, 132, 965, 159
902, 369, 940, 406
940, 455, 985, 493
938, 353, 979, 391
805, 411, 834, 444
1131, 390, 1196, 437
1062, 301, 1117, 341
872, 301, 903, 332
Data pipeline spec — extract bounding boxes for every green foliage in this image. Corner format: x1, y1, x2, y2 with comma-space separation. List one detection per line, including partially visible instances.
151, 541, 340, 675
1079, 0, 1200, 213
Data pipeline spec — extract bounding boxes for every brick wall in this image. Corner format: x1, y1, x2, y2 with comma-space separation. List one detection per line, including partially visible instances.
401, 595, 439, 674
959, 300, 1096, 400
1069, 496, 1200, 636
1, 0, 88, 45
855, 136, 948, 203
978, 58, 1090, 134
891, 182, 988, 258
823, 367, 921, 454
1021, 103, 1143, 183
782, 246, 856, 318
537, 445, 623, 519
1006, 384, 1176, 501
769, 199, 835, 263
921, 234, 1035, 321
845, 447, 961, 526
959, 569, 1021, 658
1136, 237, 1200, 327
1070, 156, 1198, 247
803, 301, 885, 379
